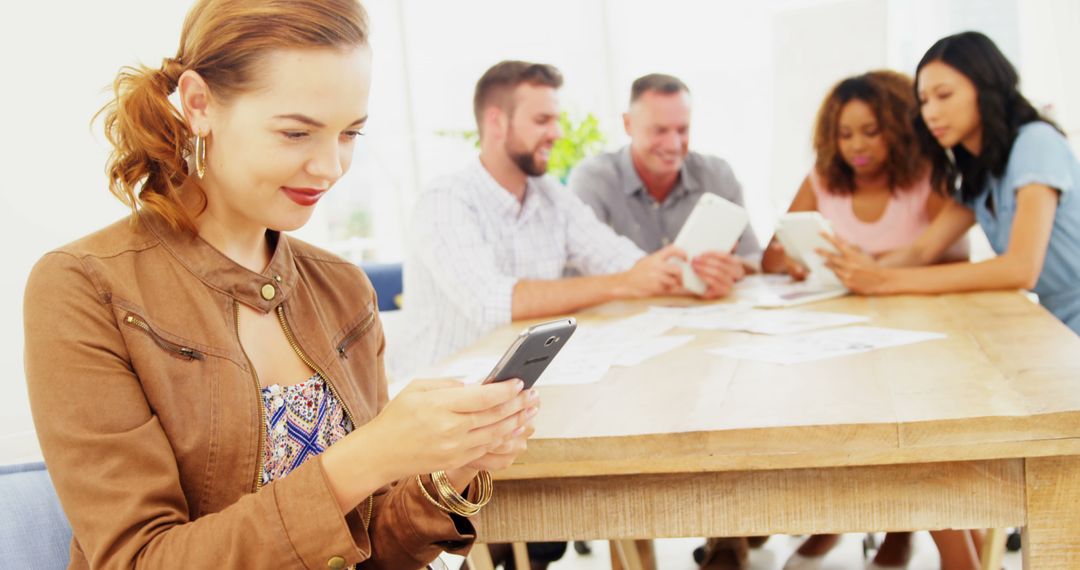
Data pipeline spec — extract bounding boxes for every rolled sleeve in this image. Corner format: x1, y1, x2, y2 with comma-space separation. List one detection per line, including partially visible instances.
1008, 122, 1076, 205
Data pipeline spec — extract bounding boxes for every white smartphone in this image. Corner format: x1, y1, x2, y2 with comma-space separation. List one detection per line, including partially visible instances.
482, 318, 577, 389
672, 194, 749, 294
774, 212, 844, 287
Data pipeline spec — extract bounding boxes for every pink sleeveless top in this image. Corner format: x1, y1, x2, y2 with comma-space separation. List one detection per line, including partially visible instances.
809, 170, 932, 256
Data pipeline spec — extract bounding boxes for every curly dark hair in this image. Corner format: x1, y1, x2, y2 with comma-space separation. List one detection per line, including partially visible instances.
913, 31, 1062, 204
813, 70, 925, 194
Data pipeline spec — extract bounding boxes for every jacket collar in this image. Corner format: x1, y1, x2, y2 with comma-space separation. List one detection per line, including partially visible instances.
140, 193, 299, 314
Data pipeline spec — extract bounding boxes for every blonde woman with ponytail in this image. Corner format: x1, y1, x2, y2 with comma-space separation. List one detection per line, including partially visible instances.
23, 1, 538, 569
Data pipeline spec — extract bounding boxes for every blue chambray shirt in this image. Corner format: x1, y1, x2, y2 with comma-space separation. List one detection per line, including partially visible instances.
964, 122, 1080, 335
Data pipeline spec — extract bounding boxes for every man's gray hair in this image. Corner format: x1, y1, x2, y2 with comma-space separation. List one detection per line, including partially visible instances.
630, 73, 690, 104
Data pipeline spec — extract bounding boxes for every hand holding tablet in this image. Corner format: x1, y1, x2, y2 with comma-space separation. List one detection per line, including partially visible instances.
672, 194, 749, 295
774, 212, 844, 287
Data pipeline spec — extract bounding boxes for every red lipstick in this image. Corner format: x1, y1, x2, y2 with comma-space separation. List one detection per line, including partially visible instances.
281, 187, 326, 206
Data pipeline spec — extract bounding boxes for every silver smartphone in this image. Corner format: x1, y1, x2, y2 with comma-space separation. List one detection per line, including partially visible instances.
481, 318, 577, 388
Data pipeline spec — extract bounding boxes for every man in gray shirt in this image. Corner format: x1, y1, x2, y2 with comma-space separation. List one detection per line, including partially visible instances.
569, 73, 762, 299
569, 73, 761, 568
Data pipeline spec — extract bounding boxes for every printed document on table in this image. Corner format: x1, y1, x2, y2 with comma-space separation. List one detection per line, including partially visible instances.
608, 335, 695, 367
708, 326, 946, 364
405, 313, 693, 389
648, 304, 867, 335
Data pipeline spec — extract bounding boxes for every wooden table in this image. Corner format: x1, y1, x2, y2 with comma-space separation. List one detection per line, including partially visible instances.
454, 292, 1080, 569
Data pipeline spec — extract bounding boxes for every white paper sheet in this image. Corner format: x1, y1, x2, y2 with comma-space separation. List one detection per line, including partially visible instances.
405, 313, 693, 389
540, 320, 694, 384
731, 274, 848, 308
648, 304, 867, 335
609, 335, 695, 367
708, 326, 946, 364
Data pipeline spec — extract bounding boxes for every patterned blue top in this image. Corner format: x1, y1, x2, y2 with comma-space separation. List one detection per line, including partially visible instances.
963, 121, 1080, 335
260, 373, 353, 486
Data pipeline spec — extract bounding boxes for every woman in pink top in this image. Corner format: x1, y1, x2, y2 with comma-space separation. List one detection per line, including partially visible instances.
766, 71, 975, 570
763, 71, 967, 280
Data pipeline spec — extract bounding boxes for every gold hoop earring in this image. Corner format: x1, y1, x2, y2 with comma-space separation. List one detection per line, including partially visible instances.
194, 134, 207, 179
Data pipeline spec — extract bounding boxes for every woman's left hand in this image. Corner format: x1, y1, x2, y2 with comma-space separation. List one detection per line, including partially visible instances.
817, 233, 894, 295
462, 421, 535, 471
443, 391, 539, 489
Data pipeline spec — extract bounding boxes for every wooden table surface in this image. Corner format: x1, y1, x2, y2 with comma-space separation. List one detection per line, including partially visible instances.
452, 291, 1080, 568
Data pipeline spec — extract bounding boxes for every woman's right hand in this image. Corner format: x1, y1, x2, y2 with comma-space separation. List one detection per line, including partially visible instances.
764, 239, 809, 281
322, 377, 535, 509
769, 241, 809, 281
374, 378, 534, 474
784, 254, 810, 281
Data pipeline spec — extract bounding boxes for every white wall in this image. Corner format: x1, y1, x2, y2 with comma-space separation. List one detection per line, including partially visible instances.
0, 1, 192, 460
1017, 0, 1080, 150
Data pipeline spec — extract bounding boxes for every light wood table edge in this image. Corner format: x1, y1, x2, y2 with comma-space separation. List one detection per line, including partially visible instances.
477, 458, 1027, 543
499, 436, 1080, 480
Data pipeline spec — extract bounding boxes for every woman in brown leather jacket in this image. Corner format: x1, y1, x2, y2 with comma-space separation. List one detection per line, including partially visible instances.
23, 1, 538, 568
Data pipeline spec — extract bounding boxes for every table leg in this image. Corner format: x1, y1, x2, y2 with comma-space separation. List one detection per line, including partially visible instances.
1022, 456, 1080, 568
609, 539, 656, 570
613, 539, 643, 570
981, 528, 1006, 570
467, 544, 495, 570
511, 542, 530, 569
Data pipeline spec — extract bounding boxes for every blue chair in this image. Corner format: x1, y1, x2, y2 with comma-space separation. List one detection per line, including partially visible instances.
0, 462, 72, 569
360, 262, 404, 312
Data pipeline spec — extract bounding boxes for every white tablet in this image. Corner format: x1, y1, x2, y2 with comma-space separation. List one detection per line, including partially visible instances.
774, 212, 844, 288
672, 194, 749, 294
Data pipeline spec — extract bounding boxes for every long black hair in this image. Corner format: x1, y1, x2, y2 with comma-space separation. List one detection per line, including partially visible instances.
913, 31, 1061, 204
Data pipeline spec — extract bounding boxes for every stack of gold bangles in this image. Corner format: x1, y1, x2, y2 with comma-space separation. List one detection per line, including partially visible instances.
417, 470, 493, 517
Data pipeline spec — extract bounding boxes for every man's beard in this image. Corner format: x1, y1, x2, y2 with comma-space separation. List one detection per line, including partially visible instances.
505, 134, 549, 177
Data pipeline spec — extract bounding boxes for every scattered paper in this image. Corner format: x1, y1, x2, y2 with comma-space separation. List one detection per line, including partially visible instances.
708, 326, 946, 364
609, 335, 695, 367
410, 314, 693, 388
732, 274, 847, 307
648, 304, 868, 335
538, 356, 612, 386
541, 319, 694, 384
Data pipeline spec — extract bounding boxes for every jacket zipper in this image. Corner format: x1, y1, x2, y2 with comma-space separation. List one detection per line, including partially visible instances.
336, 308, 378, 358
234, 301, 267, 494
276, 304, 374, 528
123, 314, 204, 361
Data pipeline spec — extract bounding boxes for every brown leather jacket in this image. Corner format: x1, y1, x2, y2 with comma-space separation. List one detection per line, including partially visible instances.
24, 211, 475, 569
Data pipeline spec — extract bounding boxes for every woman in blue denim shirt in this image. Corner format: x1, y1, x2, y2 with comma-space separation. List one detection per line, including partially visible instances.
823, 31, 1080, 340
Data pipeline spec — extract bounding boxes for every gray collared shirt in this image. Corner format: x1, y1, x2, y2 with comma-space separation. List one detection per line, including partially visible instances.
568, 146, 762, 260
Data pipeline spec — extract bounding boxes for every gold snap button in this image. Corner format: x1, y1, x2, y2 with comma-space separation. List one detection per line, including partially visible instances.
260, 283, 277, 301
327, 556, 346, 569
